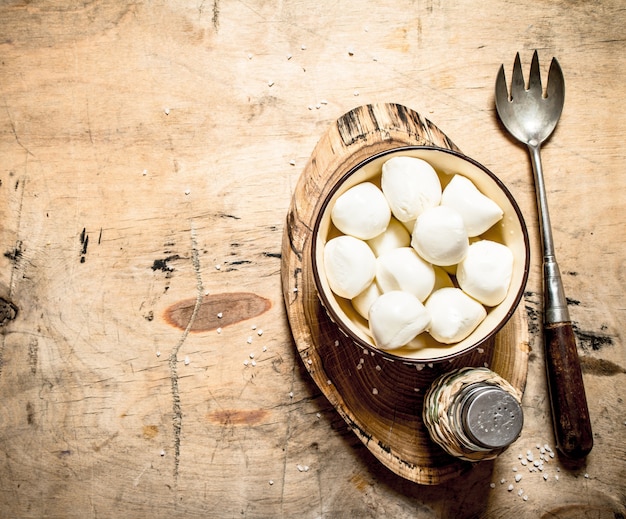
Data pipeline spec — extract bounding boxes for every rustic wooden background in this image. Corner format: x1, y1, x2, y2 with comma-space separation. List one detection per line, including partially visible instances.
0, 1, 624, 517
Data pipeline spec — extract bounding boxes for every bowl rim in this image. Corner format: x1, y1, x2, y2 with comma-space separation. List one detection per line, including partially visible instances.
311, 144, 530, 364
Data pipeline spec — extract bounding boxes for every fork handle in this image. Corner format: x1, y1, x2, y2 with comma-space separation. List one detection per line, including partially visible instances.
543, 259, 593, 459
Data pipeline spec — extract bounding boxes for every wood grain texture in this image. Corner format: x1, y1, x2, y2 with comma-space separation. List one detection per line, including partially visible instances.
281, 103, 530, 484
0, 0, 624, 517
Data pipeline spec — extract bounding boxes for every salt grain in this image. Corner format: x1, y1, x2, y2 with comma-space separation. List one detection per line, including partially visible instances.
184, 356, 190, 365
268, 80, 274, 87
287, 54, 292, 60
289, 391, 293, 398
490, 483, 496, 489
217, 327, 222, 334
269, 480, 274, 485
507, 484, 514, 491
249, 353, 255, 359
156, 351, 161, 357
301, 44, 306, 50
160, 449, 166, 456
543, 473, 548, 481
217, 312, 223, 318
515, 474, 522, 482
523, 495, 528, 501
247, 337, 253, 344
243, 360, 249, 366
251, 360, 256, 367
372, 388, 378, 395
257, 329, 264, 336
289, 160, 296, 166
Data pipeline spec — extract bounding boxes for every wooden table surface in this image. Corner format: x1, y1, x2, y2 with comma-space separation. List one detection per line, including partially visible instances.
0, 1, 624, 517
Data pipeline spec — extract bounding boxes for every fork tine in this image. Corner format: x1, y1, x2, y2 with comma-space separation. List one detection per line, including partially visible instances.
547, 57, 565, 102
495, 64, 510, 103
510, 52, 526, 100
528, 50, 542, 94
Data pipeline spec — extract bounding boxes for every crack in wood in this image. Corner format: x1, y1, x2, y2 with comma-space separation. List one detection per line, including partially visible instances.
168, 223, 204, 480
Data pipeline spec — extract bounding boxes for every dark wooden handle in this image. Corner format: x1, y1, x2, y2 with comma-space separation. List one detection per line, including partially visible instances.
544, 321, 593, 458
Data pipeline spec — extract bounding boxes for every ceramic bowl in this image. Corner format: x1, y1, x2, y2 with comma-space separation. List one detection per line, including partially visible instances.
311, 145, 530, 363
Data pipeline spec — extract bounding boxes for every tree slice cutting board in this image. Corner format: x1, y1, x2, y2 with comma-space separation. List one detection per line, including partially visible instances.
281, 103, 529, 485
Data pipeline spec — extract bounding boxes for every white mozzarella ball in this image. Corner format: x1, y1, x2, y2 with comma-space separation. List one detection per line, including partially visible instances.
369, 291, 431, 350
411, 205, 469, 266
381, 156, 442, 222
441, 174, 504, 236
367, 218, 411, 257
457, 240, 514, 306
331, 182, 391, 240
375, 247, 435, 302
425, 287, 487, 344
352, 282, 382, 320
323, 236, 376, 299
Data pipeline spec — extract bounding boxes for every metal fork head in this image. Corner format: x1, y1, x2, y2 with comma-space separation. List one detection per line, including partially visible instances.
495, 50, 565, 146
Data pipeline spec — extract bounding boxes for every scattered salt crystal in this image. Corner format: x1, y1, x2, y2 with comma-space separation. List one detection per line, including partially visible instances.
477, 347, 484, 354
160, 449, 166, 456
247, 336, 253, 344
289, 391, 293, 398
555, 475, 559, 481
243, 360, 249, 366
353, 90, 359, 96
316, 413, 321, 418
584, 473, 589, 479
320, 100, 328, 105
315, 103, 321, 109
326, 380, 332, 385
356, 364, 362, 370
184, 356, 190, 365
301, 44, 306, 50
269, 480, 274, 485
520, 459, 527, 466
164, 107, 170, 115
513, 466, 518, 472
262, 346, 267, 352
217, 312, 223, 318
523, 495, 528, 501
216, 327, 222, 334
142, 169, 148, 176
334, 340, 339, 346
287, 54, 292, 60
185, 188, 191, 195
483, 362, 489, 368
489, 483, 496, 489
427, 363, 433, 368
372, 388, 378, 395
215, 264, 221, 270
251, 360, 256, 367
375, 365, 382, 371
543, 473, 548, 481
289, 160, 296, 166
307, 359, 312, 365
517, 489, 523, 496
251, 325, 257, 330
249, 353, 255, 359
500, 478, 505, 484
257, 329, 264, 336
247, 53, 253, 60
507, 484, 514, 491
515, 474, 522, 482
308, 105, 314, 110
347, 47, 354, 56
293, 287, 298, 293
268, 80, 274, 87
156, 351, 161, 357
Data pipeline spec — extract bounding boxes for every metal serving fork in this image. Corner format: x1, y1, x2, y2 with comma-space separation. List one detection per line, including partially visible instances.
495, 51, 593, 459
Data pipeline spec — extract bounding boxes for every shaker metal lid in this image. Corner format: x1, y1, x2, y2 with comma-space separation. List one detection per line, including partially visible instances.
461, 386, 523, 449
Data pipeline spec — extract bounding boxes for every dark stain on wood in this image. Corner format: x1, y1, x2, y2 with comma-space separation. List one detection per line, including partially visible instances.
573, 323, 614, 351
164, 292, 271, 332
151, 255, 181, 273
0, 297, 18, 326
79, 227, 88, 263
207, 409, 269, 426
580, 356, 625, 376
3, 240, 23, 263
